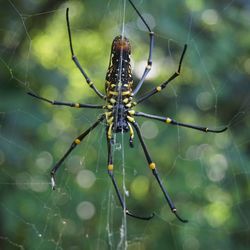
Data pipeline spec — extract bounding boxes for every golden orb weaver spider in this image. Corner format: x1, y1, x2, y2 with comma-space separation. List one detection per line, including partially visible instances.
28, 0, 227, 223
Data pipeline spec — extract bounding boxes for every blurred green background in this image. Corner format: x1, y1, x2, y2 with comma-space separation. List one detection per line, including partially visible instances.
1, 0, 250, 249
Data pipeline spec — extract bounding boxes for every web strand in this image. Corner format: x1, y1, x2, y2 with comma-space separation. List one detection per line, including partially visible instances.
119, 1, 128, 249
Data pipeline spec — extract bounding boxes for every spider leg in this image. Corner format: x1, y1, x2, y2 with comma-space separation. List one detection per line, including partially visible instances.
66, 8, 105, 100
134, 111, 228, 133
50, 115, 105, 189
28, 92, 104, 109
128, 0, 154, 96
135, 44, 187, 105
131, 121, 188, 223
106, 131, 154, 220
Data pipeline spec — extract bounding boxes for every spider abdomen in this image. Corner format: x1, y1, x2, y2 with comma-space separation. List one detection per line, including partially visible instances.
105, 36, 133, 93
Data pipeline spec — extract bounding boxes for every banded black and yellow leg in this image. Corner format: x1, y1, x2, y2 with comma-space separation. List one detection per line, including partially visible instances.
107, 123, 113, 141
50, 115, 105, 190
27, 92, 104, 109
128, 123, 134, 147
132, 121, 188, 223
136, 44, 187, 105
106, 133, 154, 220
129, 0, 154, 96
134, 111, 228, 133
66, 8, 105, 100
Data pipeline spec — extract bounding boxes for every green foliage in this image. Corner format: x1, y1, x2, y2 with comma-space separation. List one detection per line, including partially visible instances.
0, 0, 250, 249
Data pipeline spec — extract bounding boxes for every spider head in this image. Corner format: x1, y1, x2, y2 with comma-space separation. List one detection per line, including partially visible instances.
112, 35, 131, 55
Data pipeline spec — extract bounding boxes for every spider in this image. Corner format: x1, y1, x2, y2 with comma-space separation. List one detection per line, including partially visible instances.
28, 0, 227, 223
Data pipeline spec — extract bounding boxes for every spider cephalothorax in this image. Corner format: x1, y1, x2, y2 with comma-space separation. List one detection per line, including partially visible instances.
28, 0, 227, 223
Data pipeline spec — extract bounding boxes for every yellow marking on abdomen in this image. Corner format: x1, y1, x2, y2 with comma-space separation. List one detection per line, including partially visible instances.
109, 91, 118, 96
122, 91, 130, 96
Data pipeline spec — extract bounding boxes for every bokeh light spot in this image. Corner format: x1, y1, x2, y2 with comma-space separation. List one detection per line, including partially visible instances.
131, 175, 150, 199
35, 151, 53, 172
30, 176, 49, 192
204, 201, 230, 227
207, 154, 228, 182
63, 219, 77, 236
205, 185, 232, 206
202, 9, 219, 25
76, 169, 96, 189
141, 120, 159, 139
186, 145, 199, 160
196, 91, 213, 111
76, 201, 95, 220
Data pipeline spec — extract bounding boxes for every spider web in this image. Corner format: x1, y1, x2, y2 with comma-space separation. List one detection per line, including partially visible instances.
1, 0, 250, 249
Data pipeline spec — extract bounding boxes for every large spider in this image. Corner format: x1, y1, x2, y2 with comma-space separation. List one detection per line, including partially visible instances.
28, 0, 227, 223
